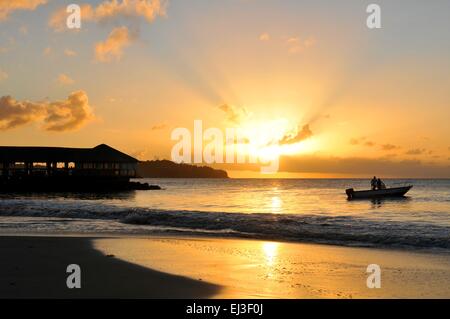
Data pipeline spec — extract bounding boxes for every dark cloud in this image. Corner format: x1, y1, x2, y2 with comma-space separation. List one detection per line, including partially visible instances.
279, 155, 450, 178
381, 144, 400, 151
151, 123, 167, 130
215, 155, 450, 177
405, 148, 426, 155
349, 137, 375, 147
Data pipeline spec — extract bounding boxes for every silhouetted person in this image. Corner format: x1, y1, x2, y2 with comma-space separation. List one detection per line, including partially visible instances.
377, 178, 386, 190
371, 176, 377, 190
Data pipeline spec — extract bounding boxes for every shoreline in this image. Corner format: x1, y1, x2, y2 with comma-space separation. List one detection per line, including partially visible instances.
0, 230, 449, 256
1, 234, 449, 298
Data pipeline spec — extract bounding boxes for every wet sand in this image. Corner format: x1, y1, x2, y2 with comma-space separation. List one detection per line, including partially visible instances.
1, 235, 449, 298
95, 237, 450, 298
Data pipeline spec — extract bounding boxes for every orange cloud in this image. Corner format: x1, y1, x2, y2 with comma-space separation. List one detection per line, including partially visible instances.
279, 125, 313, 145
0, 69, 8, 82
43, 46, 52, 56
57, 73, 75, 85
259, 33, 270, 41
95, 26, 132, 62
95, 0, 167, 22
0, 0, 47, 21
0, 91, 94, 131
64, 49, 77, 57
48, 4, 94, 32
286, 36, 316, 54
219, 104, 250, 124
405, 148, 427, 155
381, 144, 400, 151
349, 137, 375, 147
49, 0, 167, 31
45, 91, 94, 131
151, 123, 167, 130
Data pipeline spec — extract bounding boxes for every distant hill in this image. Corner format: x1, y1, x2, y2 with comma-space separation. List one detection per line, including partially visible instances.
137, 160, 229, 178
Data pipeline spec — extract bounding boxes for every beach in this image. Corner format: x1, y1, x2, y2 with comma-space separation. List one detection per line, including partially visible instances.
0, 236, 220, 298
1, 235, 449, 298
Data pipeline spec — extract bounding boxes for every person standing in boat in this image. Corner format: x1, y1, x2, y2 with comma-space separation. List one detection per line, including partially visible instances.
371, 176, 378, 190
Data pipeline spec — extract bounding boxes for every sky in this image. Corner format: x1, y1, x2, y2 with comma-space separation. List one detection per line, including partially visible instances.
0, 0, 449, 178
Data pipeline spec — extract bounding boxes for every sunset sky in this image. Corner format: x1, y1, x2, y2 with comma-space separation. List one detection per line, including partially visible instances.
0, 0, 449, 177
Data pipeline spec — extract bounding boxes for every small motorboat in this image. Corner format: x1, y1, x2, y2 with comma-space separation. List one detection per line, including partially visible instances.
345, 185, 413, 200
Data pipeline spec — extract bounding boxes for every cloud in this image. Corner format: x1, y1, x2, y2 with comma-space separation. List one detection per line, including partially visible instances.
218, 155, 450, 178
0, 96, 45, 130
279, 155, 450, 178
0, 0, 47, 21
349, 137, 375, 147
48, 4, 94, 32
57, 73, 75, 85
49, 0, 167, 32
19, 25, 28, 35
151, 122, 167, 130
219, 104, 250, 124
49, 1, 167, 61
64, 49, 77, 57
0, 69, 8, 82
280, 124, 313, 145
381, 144, 400, 151
95, 26, 132, 62
286, 36, 316, 54
0, 91, 94, 131
259, 33, 270, 41
94, 0, 167, 22
44, 91, 94, 131
43, 46, 52, 56
405, 148, 426, 155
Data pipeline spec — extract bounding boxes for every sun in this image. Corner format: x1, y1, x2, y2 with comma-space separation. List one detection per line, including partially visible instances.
231, 118, 319, 161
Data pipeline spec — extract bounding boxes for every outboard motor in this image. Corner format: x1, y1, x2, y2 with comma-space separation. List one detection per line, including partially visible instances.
346, 188, 354, 200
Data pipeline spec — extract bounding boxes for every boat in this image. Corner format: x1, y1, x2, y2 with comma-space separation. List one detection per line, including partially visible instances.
345, 185, 413, 200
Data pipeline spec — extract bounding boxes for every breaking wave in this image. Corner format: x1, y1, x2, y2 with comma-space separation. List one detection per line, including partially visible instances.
0, 199, 448, 250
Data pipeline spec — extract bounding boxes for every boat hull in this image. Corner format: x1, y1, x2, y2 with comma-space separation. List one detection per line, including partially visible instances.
346, 186, 413, 200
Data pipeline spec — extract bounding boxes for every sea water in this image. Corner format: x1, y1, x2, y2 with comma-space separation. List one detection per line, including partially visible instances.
0, 178, 449, 251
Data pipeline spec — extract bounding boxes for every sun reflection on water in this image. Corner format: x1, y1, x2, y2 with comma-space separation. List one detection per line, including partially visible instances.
270, 196, 282, 213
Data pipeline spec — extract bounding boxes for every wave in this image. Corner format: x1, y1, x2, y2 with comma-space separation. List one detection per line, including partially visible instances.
0, 201, 448, 250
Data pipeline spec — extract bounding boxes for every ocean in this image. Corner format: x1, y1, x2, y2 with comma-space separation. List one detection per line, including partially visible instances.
0, 178, 449, 251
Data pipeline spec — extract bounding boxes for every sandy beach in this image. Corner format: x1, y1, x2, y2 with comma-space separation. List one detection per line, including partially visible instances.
1, 235, 449, 298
